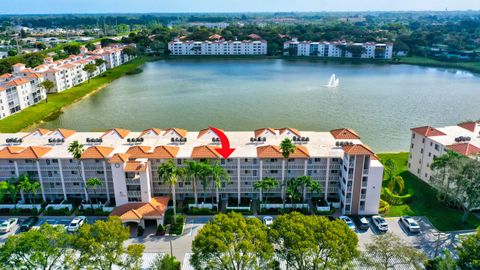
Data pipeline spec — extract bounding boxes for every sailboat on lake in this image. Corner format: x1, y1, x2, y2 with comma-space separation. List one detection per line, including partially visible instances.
326, 74, 340, 88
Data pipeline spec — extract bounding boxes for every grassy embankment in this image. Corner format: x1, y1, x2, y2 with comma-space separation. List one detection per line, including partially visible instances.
378, 152, 480, 232
0, 56, 152, 133
395, 55, 480, 74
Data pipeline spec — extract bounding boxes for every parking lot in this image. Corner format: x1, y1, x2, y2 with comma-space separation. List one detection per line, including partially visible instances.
0, 216, 107, 242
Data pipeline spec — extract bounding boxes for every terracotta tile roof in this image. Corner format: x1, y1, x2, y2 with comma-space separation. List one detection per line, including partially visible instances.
0, 146, 25, 158
330, 128, 361, 140
12, 63, 25, 67
55, 128, 76, 139
197, 127, 222, 138
139, 128, 162, 137
278, 127, 301, 137
3, 78, 29, 87
0, 73, 12, 79
26, 73, 44, 79
124, 161, 147, 172
254, 128, 276, 138
81, 146, 114, 159
342, 144, 377, 159
411, 126, 446, 137
0, 87, 5, 92
110, 196, 170, 221
126, 146, 151, 158
457, 122, 478, 132
164, 128, 187, 138
257, 145, 283, 158
34, 128, 51, 136
191, 145, 221, 159
149, 146, 179, 159
108, 153, 130, 163
447, 143, 480, 156
257, 145, 310, 159
14, 146, 51, 159
101, 128, 130, 139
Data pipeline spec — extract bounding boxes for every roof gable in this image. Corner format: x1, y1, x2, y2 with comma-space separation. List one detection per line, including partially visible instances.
330, 128, 360, 140
278, 128, 301, 137
458, 122, 478, 133
447, 143, 480, 156
150, 146, 179, 159
139, 128, 162, 137
191, 146, 221, 159
411, 126, 446, 137
164, 128, 187, 138
254, 128, 277, 138
81, 146, 114, 159
101, 128, 130, 139
198, 127, 222, 139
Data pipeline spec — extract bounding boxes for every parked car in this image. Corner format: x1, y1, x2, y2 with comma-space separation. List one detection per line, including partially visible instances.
339, 216, 356, 231
0, 218, 18, 233
67, 216, 86, 232
372, 215, 388, 232
400, 216, 421, 233
20, 217, 39, 232
355, 216, 370, 230
263, 216, 274, 227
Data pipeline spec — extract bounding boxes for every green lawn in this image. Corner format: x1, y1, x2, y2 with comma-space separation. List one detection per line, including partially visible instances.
397, 56, 480, 74
378, 153, 480, 231
0, 56, 150, 133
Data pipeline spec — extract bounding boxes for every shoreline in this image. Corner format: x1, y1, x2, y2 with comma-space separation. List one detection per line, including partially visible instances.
1, 54, 478, 134
0, 56, 152, 133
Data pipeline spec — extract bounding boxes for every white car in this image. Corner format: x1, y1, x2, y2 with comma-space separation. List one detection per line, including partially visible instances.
0, 218, 18, 233
372, 215, 389, 232
67, 216, 86, 232
263, 216, 274, 227
339, 216, 356, 231
400, 216, 421, 233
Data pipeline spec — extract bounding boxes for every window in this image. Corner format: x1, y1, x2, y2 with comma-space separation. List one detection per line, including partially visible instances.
244, 170, 249, 174
177, 159, 182, 165
52, 159, 58, 163
420, 148, 423, 154
314, 158, 321, 162
412, 133, 415, 139
96, 171, 104, 175
411, 143, 414, 149
244, 158, 249, 162
71, 171, 78, 175
435, 144, 440, 151
422, 138, 425, 143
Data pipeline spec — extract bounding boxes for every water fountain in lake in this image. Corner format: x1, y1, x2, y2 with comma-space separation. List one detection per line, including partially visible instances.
326, 73, 340, 88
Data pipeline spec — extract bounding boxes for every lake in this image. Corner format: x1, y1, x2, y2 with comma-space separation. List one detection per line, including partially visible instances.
39, 58, 480, 152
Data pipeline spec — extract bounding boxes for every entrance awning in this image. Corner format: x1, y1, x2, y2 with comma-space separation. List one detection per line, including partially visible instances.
110, 196, 170, 223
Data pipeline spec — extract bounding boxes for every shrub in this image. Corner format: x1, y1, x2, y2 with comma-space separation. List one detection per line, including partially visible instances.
378, 199, 390, 214
125, 68, 143, 75
381, 187, 412, 205
187, 207, 217, 215
77, 207, 111, 216
156, 224, 166, 236
44, 207, 72, 216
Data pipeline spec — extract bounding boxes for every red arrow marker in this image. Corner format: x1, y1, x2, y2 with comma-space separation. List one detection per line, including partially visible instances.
209, 126, 236, 159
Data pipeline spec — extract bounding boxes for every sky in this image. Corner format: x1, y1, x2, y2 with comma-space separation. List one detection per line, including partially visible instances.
2, 0, 480, 14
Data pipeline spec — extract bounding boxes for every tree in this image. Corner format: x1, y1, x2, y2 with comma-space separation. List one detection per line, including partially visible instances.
7, 50, 17, 56
185, 161, 204, 207
209, 160, 231, 205
431, 150, 460, 203
86, 42, 96, 51
150, 254, 181, 270
254, 177, 279, 204
0, 223, 74, 270
280, 138, 295, 208
360, 233, 426, 270
388, 176, 405, 194
40, 80, 54, 103
83, 63, 97, 83
383, 158, 397, 182
123, 47, 137, 57
86, 177, 102, 209
72, 217, 145, 270
286, 178, 301, 209
67, 141, 87, 201
30, 180, 41, 205
191, 212, 275, 270
6, 178, 20, 209
270, 212, 359, 270
95, 58, 106, 67
451, 158, 480, 223
63, 44, 81, 55
157, 160, 184, 224
455, 227, 480, 269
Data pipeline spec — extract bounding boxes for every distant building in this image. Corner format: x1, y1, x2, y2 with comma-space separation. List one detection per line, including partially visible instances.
283, 38, 394, 59
168, 37, 268, 56
187, 22, 230, 29
409, 122, 480, 182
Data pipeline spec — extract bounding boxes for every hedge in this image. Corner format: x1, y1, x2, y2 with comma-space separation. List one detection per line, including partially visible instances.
381, 187, 412, 205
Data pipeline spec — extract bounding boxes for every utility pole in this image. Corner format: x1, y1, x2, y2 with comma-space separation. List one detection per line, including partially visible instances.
169, 239, 173, 256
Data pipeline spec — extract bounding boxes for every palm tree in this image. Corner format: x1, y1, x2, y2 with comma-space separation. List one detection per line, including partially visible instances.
67, 141, 87, 201
29, 181, 41, 205
280, 138, 295, 208
388, 176, 405, 195
198, 162, 212, 205
383, 159, 397, 182
18, 175, 32, 204
6, 178, 19, 209
86, 177, 102, 209
297, 175, 320, 202
286, 178, 301, 210
306, 179, 322, 201
209, 161, 231, 206
157, 160, 185, 224
254, 177, 279, 210
185, 161, 204, 207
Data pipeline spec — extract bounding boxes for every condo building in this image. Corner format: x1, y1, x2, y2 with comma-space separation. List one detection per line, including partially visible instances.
0, 127, 383, 216
168, 35, 267, 56
0, 44, 135, 118
283, 38, 394, 59
409, 121, 480, 182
